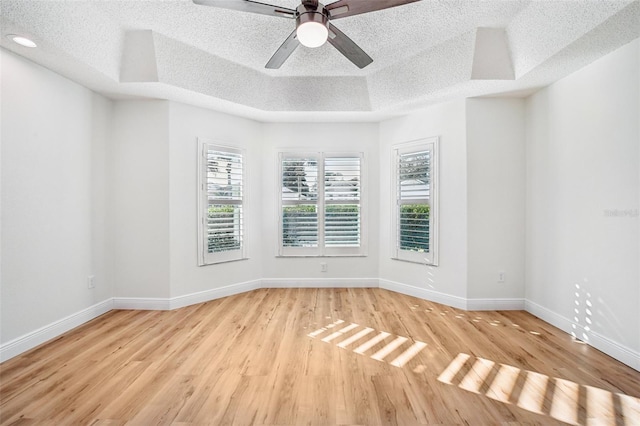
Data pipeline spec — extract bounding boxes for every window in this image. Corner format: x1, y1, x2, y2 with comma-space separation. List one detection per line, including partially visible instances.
279, 152, 365, 256
392, 138, 438, 265
198, 141, 246, 265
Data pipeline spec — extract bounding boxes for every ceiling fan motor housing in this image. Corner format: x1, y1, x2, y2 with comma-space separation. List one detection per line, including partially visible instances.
296, 3, 329, 31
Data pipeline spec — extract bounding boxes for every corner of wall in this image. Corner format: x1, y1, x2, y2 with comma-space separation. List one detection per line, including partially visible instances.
466, 98, 526, 300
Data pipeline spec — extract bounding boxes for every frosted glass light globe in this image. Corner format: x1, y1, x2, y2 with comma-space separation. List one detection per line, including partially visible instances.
297, 21, 328, 48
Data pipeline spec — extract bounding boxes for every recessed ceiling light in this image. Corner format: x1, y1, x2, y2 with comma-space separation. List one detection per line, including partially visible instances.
6, 34, 37, 48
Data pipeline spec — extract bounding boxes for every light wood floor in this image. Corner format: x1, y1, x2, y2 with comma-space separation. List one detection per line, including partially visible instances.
1, 288, 639, 425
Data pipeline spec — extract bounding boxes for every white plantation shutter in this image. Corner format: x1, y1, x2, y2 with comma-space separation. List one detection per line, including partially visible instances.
281, 155, 319, 250
279, 152, 365, 256
198, 142, 246, 265
324, 156, 361, 248
398, 150, 430, 252
393, 138, 438, 265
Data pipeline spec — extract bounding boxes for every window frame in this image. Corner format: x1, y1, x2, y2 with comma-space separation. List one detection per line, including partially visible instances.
392, 137, 439, 265
197, 139, 247, 266
278, 151, 367, 257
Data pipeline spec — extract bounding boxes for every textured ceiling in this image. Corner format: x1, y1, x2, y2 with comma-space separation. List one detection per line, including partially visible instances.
1, 0, 639, 121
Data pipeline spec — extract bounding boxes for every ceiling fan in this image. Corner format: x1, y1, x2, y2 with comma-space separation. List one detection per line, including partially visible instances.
192, 0, 421, 69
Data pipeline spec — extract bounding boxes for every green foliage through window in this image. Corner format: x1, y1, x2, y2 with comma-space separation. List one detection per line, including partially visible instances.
399, 204, 430, 252
283, 205, 318, 247
282, 204, 360, 248
208, 205, 241, 253
325, 205, 360, 246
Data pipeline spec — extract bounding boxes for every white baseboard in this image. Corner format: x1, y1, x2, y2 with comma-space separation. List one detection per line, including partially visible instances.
379, 280, 524, 311
170, 279, 262, 309
113, 279, 263, 311
3, 281, 637, 372
379, 279, 468, 310
525, 300, 640, 372
262, 278, 378, 288
113, 297, 171, 310
467, 297, 526, 311
0, 298, 113, 363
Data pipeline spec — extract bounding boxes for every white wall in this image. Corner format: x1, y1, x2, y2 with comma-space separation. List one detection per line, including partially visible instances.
638, 39, 640, 363
378, 101, 469, 303
525, 39, 639, 359
1, 49, 113, 343
2, 38, 639, 370
112, 101, 171, 299
91, 92, 116, 306
109, 101, 265, 301
260, 122, 380, 283
168, 102, 263, 298
466, 98, 526, 300
108, 105, 381, 299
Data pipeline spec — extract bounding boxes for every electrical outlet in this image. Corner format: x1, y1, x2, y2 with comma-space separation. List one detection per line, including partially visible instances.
88, 275, 95, 289
498, 271, 505, 283
320, 263, 328, 272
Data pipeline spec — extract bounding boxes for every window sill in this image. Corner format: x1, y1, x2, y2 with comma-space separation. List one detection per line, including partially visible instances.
276, 254, 368, 258
391, 256, 437, 266
198, 257, 250, 266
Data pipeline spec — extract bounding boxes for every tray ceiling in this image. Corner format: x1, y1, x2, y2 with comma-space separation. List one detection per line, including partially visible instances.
1, 0, 638, 121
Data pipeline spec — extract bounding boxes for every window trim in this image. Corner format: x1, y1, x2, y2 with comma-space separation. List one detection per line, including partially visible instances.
391, 137, 439, 265
278, 151, 367, 257
197, 139, 247, 266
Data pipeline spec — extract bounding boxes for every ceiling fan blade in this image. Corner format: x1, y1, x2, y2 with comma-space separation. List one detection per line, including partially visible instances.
192, 0, 296, 18
326, 0, 420, 19
327, 23, 372, 69
266, 30, 300, 69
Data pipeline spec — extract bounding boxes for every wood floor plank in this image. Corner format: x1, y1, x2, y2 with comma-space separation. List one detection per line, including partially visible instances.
1, 288, 639, 425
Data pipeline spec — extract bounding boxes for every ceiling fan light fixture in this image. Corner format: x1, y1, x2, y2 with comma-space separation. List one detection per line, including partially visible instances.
296, 8, 329, 48
297, 21, 328, 48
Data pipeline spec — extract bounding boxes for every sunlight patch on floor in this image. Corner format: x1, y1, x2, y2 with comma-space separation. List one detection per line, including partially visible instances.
307, 320, 428, 370
438, 353, 640, 425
